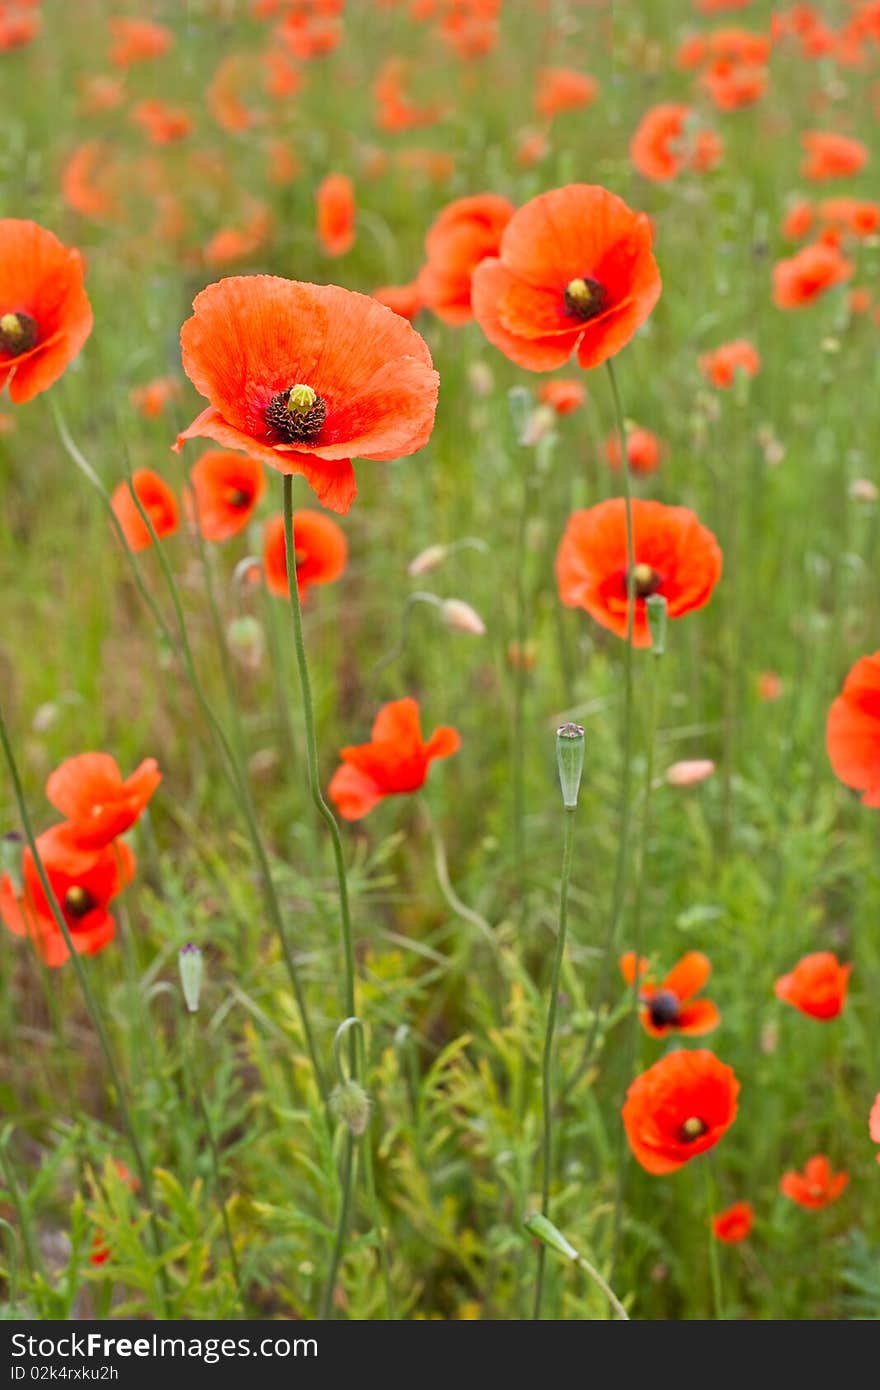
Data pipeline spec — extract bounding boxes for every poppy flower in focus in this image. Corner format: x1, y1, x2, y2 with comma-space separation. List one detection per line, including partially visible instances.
774, 951, 851, 1020
621, 950, 721, 1038
604, 426, 661, 473
826, 652, 880, 804
773, 239, 854, 309
371, 281, 423, 321
534, 67, 599, 119
0, 220, 93, 404
417, 194, 514, 325
780, 1155, 848, 1209
698, 339, 761, 388
556, 498, 722, 647
801, 131, 869, 181
108, 18, 172, 66
262, 509, 347, 600
538, 379, 586, 415
622, 1049, 740, 1175
328, 698, 460, 821
712, 1202, 753, 1243
471, 184, 661, 372
110, 470, 179, 552
316, 174, 356, 257
129, 377, 182, 419
185, 451, 265, 542
46, 752, 161, 854
630, 104, 723, 182
174, 275, 438, 514
0, 830, 135, 967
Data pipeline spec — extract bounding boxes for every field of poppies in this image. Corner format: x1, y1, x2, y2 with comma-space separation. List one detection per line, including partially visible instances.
2, 0, 879, 1324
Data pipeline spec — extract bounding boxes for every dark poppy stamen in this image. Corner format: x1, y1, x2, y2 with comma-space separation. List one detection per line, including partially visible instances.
265, 383, 327, 444
629, 562, 661, 598
64, 886, 95, 919
0, 311, 39, 357
227, 488, 251, 508
563, 276, 607, 322
679, 1115, 708, 1143
647, 990, 681, 1027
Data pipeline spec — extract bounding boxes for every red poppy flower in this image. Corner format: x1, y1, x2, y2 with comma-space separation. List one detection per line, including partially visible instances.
869, 1093, 880, 1157
0, 829, 135, 967
773, 239, 854, 308
186, 451, 265, 542
110, 470, 179, 552
780, 1155, 848, 1209
826, 652, 880, 804
622, 1049, 740, 1175
0, 220, 93, 404
782, 199, 814, 240
712, 1201, 753, 1243
132, 99, 192, 146
701, 60, 767, 111
417, 194, 514, 326
630, 105, 723, 182
534, 67, 599, 119
538, 379, 586, 415
621, 950, 721, 1038
129, 377, 182, 420
371, 281, 423, 321
46, 752, 161, 854
108, 18, 172, 66
556, 498, 722, 647
604, 426, 661, 473
316, 174, 356, 257
174, 275, 438, 514
262, 509, 347, 600
328, 698, 460, 820
203, 202, 272, 268
819, 198, 880, 238
774, 951, 851, 1020
801, 131, 869, 181
471, 184, 661, 373
698, 338, 761, 388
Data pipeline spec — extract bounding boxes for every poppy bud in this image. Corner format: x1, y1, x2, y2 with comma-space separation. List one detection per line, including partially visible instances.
441, 598, 486, 635
330, 1079, 371, 1136
646, 593, 668, 655
556, 723, 585, 809
407, 544, 447, 577
178, 943, 204, 1013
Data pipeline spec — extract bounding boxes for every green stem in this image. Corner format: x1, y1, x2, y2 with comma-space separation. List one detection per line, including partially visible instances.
420, 798, 496, 949
319, 1131, 355, 1319
533, 806, 576, 1320
512, 440, 530, 909
0, 708, 170, 1315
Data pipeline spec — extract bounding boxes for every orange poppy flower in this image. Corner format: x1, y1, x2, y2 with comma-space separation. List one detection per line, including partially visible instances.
515, 129, 550, 168
174, 275, 438, 514
262, 509, 347, 600
827, 653, 880, 803
869, 1092, 880, 1157
129, 377, 182, 419
61, 140, 119, 221
110, 470, 179, 552
277, 11, 343, 59
132, 99, 192, 145
630, 104, 723, 182
780, 1155, 848, 1209
538, 379, 586, 415
700, 60, 767, 111
417, 193, 514, 326
774, 951, 851, 1020
556, 498, 722, 647
186, 451, 265, 542
621, 950, 721, 1038
801, 131, 869, 180
773, 239, 854, 308
46, 753, 161, 854
0, 829, 135, 967
0, 220, 93, 405
328, 698, 460, 821
757, 670, 783, 701
371, 281, 423, 321
712, 1201, 753, 1243
819, 198, 880, 238
108, 18, 172, 66
604, 426, 661, 473
698, 338, 761, 388
77, 74, 126, 115
471, 184, 661, 373
534, 67, 599, 119
316, 174, 356, 257
622, 1049, 739, 1175
781, 199, 814, 239
203, 201, 271, 268
0, 4, 41, 50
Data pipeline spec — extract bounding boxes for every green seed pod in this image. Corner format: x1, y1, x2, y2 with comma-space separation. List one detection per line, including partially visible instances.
178, 943, 204, 1013
556, 723, 585, 810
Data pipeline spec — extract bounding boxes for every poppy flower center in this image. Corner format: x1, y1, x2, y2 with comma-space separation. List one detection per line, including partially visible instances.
64, 885, 95, 919
265, 383, 327, 445
564, 276, 607, 322
679, 1115, 708, 1143
227, 487, 251, 508
0, 311, 39, 357
629, 563, 661, 598
647, 989, 681, 1026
